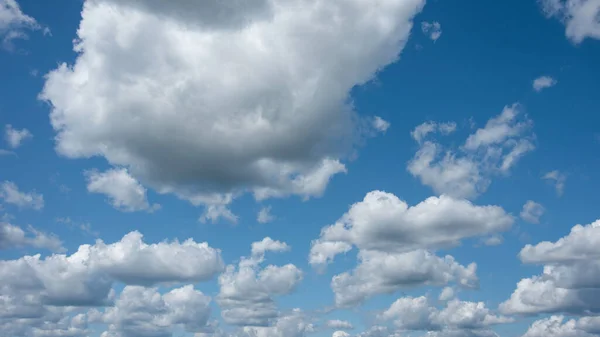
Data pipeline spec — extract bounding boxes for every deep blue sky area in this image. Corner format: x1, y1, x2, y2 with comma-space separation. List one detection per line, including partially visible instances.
1, 1, 599, 337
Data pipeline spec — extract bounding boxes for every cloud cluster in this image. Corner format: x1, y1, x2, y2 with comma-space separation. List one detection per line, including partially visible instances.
501, 219, 600, 316
40, 0, 425, 215
408, 104, 535, 199
379, 295, 511, 335
310, 190, 513, 306
539, 0, 600, 43
421, 21, 442, 41
0, 232, 223, 336
217, 237, 302, 326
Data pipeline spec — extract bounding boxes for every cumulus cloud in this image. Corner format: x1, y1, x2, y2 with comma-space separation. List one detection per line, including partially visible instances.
501, 220, 600, 315
539, 0, 600, 43
520, 201, 545, 224
533, 76, 557, 92
217, 237, 302, 326
522, 315, 600, 337
333, 331, 351, 337
0, 0, 45, 50
0, 181, 44, 210
408, 104, 535, 199
4, 124, 32, 148
439, 287, 456, 301
380, 296, 512, 334
85, 168, 160, 213
257, 206, 275, 224
310, 191, 511, 306
372, 116, 390, 133
238, 309, 315, 337
92, 285, 212, 337
543, 170, 566, 196
40, 0, 426, 214
0, 231, 223, 311
421, 21, 442, 41
0, 222, 63, 251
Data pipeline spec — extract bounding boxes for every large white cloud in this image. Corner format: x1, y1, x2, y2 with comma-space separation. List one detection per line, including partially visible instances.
0, 231, 223, 309
522, 315, 600, 337
408, 104, 535, 199
539, 0, 600, 43
40, 0, 425, 211
310, 191, 513, 265
501, 219, 600, 316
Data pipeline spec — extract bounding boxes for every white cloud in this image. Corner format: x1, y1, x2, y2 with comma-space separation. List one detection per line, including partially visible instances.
310, 191, 512, 307
500, 220, 600, 315
408, 104, 535, 199
421, 21, 442, 41
0, 231, 223, 309
217, 237, 301, 326
257, 206, 275, 224
520, 201, 545, 224
482, 235, 503, 246
0, 222, 64, 252
522, 315, 599, 337
543, 170, 566, 196
331, 249, 478, 307
380, 296, 512, 333
327, 320, 354, 330
40, 0, 426, 213
238, 309, 315, 337
0, 0, 44, 50
533, 76, 557, 92
439, 287, 456, 301
333, 331, 351, 337
372, 116, 390, 133
93, 285, 212, 337
85, 168, 160, 213
310, 191, 513, 264
539, 0, 600, 43
0, 181, 44, 210
4, 124, 32, 148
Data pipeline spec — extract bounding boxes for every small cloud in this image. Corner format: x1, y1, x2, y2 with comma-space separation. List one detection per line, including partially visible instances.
200, 204, 238, 225
533, 76, 557, 92
520, 200, 545, 224
483, 235, 503, 246
542, 170, 566, 196
0, 181, 44, 210
0, 0, 46, 51
372, 116, 390, 133
421, 21, 442, 41
257, 206, 275, 224
4, 124, 32, 148
85, 168, 160, 212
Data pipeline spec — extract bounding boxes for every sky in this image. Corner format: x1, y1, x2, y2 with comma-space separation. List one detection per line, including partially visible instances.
0, 0, 600, 336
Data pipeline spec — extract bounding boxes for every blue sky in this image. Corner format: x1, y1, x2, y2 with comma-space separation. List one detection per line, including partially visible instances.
1, 0, 600, 336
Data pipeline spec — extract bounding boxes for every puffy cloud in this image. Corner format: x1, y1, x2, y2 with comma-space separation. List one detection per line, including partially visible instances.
40, 0, 426, 211
310, 191, 513, 264
257, 206, 275, 224
422, 21, 442, 41
409, 104, 535, 199
543, 170, 566, 196
0, 181, 44, 210
372, 116, 390, 133
310, 191, 511, 306
85, 168, 160, 213
380, 296, 512, 333
0, 0, 44, 50
4, 124, 32, 148
327, 320, 354, 330
0, 222, 63, 252
500, 220, 600, 315
439, 287, 456, 301
0, 231, 223, 309
411, 121, 456, 144
539, 0, 600, 43
533, 76, 557, 92
520, 201, 545, 224
93, 285, 212, 337
333, 331, 351, 337
238, 309, 315, 337
522, 315, 598, 337
217, 238, 302, 326
331, 249, 478, 307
